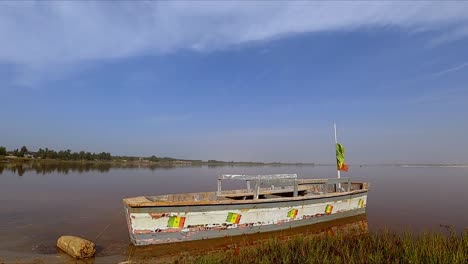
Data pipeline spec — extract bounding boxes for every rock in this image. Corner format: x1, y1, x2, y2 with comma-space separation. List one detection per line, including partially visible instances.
57, 235, 96, 259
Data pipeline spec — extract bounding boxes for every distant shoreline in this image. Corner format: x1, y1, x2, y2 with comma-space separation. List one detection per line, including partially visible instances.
1, 156, 467, 168
0, 156, 316, 167
399, 164, 468, 168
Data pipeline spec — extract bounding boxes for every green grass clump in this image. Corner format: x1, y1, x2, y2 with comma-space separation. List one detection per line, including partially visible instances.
178, 231, 468, 264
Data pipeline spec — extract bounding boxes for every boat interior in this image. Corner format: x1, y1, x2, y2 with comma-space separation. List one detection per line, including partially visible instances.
124, 174, 369, 207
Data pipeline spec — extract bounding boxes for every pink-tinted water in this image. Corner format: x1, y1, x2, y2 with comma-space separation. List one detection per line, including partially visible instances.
0, 164, 467, 263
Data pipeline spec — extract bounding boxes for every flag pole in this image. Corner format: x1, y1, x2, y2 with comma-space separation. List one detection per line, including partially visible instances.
334, 122, 341, 179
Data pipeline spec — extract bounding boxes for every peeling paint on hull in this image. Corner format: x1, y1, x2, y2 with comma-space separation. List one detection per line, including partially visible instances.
125, 192, 368, 246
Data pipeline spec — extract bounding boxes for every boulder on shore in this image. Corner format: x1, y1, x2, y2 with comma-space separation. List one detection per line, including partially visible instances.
57, 235, 96, 259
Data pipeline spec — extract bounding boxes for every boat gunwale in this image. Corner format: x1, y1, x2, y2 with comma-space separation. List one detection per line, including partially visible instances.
123, 187, 368, 208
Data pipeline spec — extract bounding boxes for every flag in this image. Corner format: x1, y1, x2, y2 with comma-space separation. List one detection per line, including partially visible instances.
167, 216, 186, 228
287, 209, 298, 219
358, 199, 364, 208
336, 143, 349, 171
226, 212, 242, 224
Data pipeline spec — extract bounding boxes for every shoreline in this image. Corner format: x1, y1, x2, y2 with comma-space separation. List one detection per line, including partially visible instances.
3, 157, 467, 167
2, 228, 466, 264
0, 156, 316, 167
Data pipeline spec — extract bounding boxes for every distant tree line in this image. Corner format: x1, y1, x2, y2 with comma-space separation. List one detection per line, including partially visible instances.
148, 155, 176, 162
0, 146, 6, 156
0, 145, 112, 161
0, 145, 292, 165
36, 148, 112, 161
0, 146, 29, 157
0, 145, 180, 163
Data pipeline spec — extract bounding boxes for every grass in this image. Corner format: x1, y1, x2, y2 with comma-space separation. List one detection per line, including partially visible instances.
177, 230, 468, 264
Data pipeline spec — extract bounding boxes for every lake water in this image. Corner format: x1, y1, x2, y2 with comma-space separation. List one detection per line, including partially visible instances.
0, 163, 467, 263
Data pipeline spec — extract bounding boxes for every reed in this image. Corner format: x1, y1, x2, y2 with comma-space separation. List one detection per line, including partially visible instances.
178, 230, 468, 264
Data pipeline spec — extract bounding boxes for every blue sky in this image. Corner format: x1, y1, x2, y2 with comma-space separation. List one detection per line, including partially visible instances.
2, 1, 468, 163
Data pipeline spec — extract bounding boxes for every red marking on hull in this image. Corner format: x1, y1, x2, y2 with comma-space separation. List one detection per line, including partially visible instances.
149, 213, 169, 219
134, 229, 153, 234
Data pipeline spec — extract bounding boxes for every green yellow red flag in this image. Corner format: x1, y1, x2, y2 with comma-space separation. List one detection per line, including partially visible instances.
226, 212, 242, 224
167, 216, 186, 228
287, 209, 298, 219
336, 143, 349, 172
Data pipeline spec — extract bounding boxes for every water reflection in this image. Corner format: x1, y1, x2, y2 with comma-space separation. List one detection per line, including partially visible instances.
0, 162, 194, 175
0, 162, 311, 176
1, 164, 467, 263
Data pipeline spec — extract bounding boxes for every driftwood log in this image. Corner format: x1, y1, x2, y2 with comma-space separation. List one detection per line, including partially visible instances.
57, 236, 96, 258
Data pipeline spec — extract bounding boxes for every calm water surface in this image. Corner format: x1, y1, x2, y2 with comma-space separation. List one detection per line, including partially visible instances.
0, 163, 467, 263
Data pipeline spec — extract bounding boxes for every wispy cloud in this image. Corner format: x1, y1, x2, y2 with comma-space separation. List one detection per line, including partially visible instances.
432, 62, 468, 76
1, 1, 468, 85
430, 25, 468, 46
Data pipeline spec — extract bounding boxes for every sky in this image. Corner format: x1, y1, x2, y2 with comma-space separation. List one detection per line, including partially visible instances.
1, 1, 468, 164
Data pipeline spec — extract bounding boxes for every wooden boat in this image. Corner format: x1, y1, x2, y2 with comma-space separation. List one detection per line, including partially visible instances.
123, 174, 369, 246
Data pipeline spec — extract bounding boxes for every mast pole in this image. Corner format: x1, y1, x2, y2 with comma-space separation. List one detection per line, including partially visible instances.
334, 122, 341, 179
